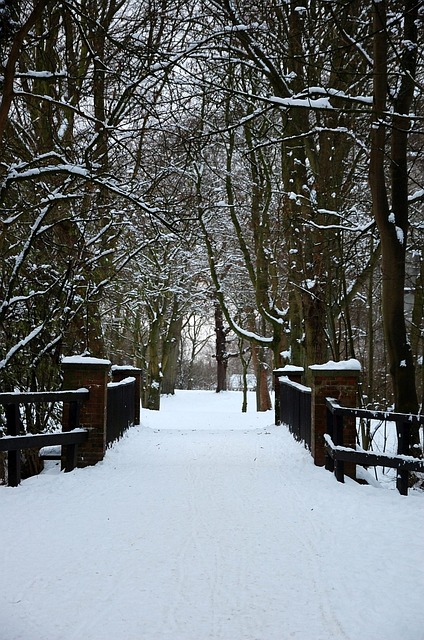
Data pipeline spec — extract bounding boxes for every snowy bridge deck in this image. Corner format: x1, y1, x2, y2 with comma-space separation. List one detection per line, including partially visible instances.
0, 391, 423, 640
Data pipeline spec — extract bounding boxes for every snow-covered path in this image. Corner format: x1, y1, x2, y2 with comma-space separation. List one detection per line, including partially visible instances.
1, 391, 423, 640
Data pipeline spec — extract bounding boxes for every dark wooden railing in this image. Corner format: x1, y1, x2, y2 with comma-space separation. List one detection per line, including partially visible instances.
325, 398, 424, 495
0, 390, 89, 486
106, 377, 135, 446
278, 377, 312, 449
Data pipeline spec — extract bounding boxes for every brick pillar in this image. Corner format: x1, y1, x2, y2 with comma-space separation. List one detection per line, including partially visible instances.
309, 360, 361, 478
111, 365, 142, 425
61, 356, 111, 467
273, 366, 305, 425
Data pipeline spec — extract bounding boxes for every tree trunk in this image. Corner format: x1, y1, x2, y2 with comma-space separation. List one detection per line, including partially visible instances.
252, 344, 272, 412
303, 276, 328, 368
410, 257, 424, 409
162, 313, 183, 395
0, 0, 53, 145
215, 303, 228, 392
369, 2, 420, 452
239, 338, 251, 413
145, 317, 162, 410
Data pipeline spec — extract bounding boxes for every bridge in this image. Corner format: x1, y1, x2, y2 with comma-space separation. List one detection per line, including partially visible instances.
0, 390, 423, 640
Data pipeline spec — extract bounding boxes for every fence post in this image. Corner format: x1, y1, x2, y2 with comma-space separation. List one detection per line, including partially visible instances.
111, 365, 142, 425
61, 356, 111, 467
396, 421, 411, 496
309, 360, 361, 478
5, 403, 21, 486
273, 366, 304, 425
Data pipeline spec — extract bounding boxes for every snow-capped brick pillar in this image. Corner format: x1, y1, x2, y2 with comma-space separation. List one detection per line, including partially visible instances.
309, 360, 361, 478
61, 356, 111, 467
111, 365, 142, 425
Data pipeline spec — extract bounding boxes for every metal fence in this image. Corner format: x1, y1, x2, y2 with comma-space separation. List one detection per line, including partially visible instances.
0, 390, 89, 486
106, 377, 136, 446
325, 397, 424, 495
278, 377, 312, 449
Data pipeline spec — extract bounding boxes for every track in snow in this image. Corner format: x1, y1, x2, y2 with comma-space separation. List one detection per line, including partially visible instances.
0, 391, 422, 640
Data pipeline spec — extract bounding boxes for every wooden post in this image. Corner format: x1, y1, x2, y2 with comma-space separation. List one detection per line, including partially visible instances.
310, 360, 361, 479
333, 412, 345, 483
5, 403, 21, 487
396, 421, 411, 496
63, 400, 81, 472
111, 365, 142, 425
62, 356, 111, 467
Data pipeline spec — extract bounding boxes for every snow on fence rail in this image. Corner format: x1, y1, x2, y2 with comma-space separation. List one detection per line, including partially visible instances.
274, 363, 360, 470
0, 389, 89, 487
325, 398, 424, 496
278, 377, 311, 450
273, 361, 424, 495
0, 358, 143, 487
106, 377, 136, 446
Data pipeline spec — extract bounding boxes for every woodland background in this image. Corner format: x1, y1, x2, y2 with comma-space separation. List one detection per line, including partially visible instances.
0, 0, 423, 421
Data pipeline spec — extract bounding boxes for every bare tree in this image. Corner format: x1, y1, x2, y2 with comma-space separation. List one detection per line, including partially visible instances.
369, 0, 421, 421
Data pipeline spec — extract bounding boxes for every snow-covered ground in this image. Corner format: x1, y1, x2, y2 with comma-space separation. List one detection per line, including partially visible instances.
1, 390, 423, 640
